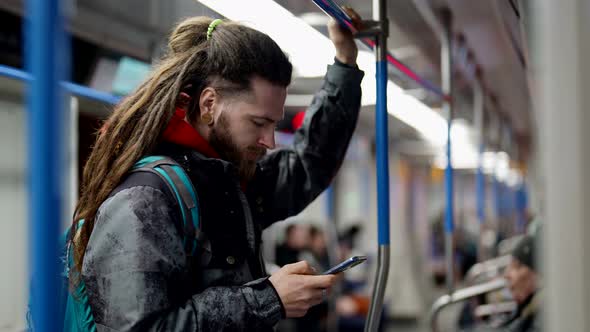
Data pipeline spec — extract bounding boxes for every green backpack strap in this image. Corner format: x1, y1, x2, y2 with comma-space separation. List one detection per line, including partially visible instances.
132, 156, 209, 262
62, 219, 96, 332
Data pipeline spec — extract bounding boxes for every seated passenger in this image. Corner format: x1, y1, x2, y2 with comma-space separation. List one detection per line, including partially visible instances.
275, 224, 311, 267
500, 233, 541, 332
299, 225, 331, 272
464, 233, 541, 332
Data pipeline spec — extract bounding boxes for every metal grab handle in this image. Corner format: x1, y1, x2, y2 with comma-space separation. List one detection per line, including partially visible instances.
474, 301, 517, 318
429, 278, 507, 332
465, 255, 511, 285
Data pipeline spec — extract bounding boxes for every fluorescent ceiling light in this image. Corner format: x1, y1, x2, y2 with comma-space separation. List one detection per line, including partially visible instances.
494, 151, 510, 181
299, 12, 331, 26
505, 169, 522, 187
433, 120, 479, 169
434, 148, 522, 186
482, 152, 499, 174
285, 94, 315, 106
360, 77, 448, 145
198, 0, 334, 77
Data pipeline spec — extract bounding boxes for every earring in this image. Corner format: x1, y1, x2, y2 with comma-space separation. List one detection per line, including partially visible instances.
201, 113, 214, 126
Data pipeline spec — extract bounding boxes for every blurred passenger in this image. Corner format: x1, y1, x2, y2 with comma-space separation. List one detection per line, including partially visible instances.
291, 226, 332, 332
430, 212, 447, 286
71, 9, 365, 331
275, 224, 311, 267
456, 225, 484, 329
299, 225, 331, 272
456, 226, 479, 280
464, 233, 541, 332
500, 234, 541, 332
335, 225, 379, 332
338, 224, 361, 259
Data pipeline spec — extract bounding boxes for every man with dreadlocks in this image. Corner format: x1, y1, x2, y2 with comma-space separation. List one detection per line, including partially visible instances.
74, 9, 364, 332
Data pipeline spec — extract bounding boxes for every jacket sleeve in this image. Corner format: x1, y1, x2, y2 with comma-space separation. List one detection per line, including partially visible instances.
82, 186, 283, 332
249, 63, 364, 228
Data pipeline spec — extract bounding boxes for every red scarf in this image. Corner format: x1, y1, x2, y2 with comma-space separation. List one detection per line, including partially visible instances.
162, 109, 250, 190
162, 108, 220, 158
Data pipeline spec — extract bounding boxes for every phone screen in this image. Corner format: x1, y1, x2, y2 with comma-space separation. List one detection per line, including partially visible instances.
322, 255, 367, 275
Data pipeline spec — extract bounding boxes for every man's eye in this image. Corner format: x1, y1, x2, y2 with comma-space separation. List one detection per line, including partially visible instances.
252, 120, 265, 127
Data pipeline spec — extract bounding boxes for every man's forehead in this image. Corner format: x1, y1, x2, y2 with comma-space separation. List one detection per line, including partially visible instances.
245, 79, 286, 120
250, 76, 287, 97
227, 99, 284, 122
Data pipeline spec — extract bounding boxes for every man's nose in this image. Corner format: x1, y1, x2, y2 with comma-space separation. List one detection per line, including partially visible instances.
258, 129, 276, 150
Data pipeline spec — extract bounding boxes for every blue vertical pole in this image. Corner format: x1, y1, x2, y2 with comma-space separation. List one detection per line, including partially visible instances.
444, 119, 455, 293
507, 186, 512, 219
441, 8, 455, 294
326, 185, 335, 221
365, 0, 390, 330
376, 59, 390, 246
324, 184, 339, 268
375, 60, 389, 245
475, 144, 485, 261
473, 79, 485, 228
323, 183, 340, 332
26, 0, 65, 330
476, 144, 486, 224
366, 40, 390, 332
472, 77, 485, 260
445, 124, 454, 234
511, 185, 516, 220
516, 181, 528, 233
493, 174, 501, 221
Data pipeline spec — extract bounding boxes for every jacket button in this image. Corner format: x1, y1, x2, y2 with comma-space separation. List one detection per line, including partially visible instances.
226, 256, 236, 265
256, 197, 263, 204
229, 210, 235, 214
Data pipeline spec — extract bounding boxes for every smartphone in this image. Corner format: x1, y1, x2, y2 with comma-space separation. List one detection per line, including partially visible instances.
322, 255, 367, 275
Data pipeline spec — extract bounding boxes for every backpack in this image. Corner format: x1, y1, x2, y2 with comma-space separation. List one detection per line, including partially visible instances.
27, 156, 207, 331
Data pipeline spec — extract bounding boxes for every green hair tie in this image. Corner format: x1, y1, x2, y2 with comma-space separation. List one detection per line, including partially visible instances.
207, 19, 223, 40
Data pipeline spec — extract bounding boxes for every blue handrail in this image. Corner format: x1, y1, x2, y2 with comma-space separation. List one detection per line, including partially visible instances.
0, 64, 121, 105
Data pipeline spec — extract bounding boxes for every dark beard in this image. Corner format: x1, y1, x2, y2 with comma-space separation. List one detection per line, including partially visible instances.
209, 113, 265, 182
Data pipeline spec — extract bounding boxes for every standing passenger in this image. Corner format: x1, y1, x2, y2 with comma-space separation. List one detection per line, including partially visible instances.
73, 9, 365, 332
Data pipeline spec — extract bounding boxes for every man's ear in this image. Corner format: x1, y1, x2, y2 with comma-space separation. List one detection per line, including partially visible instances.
199, 87, 217, 126
200, 87, 218, 115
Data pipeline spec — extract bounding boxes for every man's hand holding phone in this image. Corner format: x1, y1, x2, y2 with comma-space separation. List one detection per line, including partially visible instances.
269, 261, 337, 318
269, 256, 367, 318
